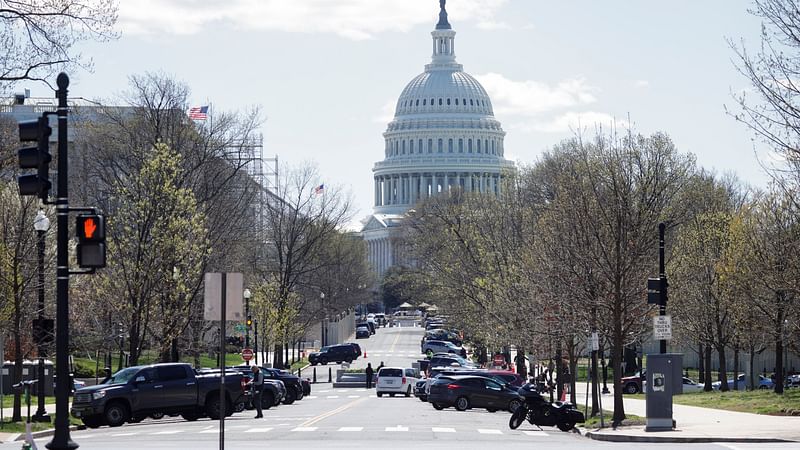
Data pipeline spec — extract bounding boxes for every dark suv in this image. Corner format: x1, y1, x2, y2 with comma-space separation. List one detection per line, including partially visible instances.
309, 344, 359, 365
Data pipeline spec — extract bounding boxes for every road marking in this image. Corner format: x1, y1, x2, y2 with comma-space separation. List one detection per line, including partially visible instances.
386, 425, 408, 432
327, 395, 340, 399
389, 333, 400, 353
244, 427, 273, 433
338, 427, 363, 432
111, 433, 137, 436
151, 430, 184, 435
347, 395, 360, 398
478, 429, 502, 434
305, 396, 318, 399
298, 397, 365, 427
432, 427, 456, 433
317, 390, 330, 393
522, 430, 549, 437
291, 427, 318, 432
199, 429, 218, 434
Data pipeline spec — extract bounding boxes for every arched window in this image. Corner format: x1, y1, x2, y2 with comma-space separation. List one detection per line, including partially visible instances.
410, 140, 415, 154
419, 139, 423, 152
470, 99, 474, 106
455, 98, 459, 105
402, 140, 406, 154
491, 140, 496, 154
431, 98, 434, 106
477, 139, 482, 153
485, 139, 489, 153
458, 139, 464, 153
448, 139, 453, 152
446, 98, 451, 105
463, 98, 467, 105
423, 99, 426, 106
437, 139, 443, 153
428, 139, 433, 153
468, 139, 473, 153
416, 99, 419, 106
438, 98, 443, 106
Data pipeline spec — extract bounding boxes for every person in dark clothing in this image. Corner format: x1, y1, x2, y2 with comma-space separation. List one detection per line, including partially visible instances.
365, 363, 374, 389
377, 361, 385, 372
100, 367, 113, 384
248, 366, 264, 418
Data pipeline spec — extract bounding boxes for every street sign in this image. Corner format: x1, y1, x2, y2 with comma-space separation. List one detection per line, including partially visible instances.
241, 348, 254, 362
653, 315, 672, 340
590, 332, 599, 351
647, 277, 661, 304
492, 354, 505, 366
203, 273, 244, 321
234, 324, 247, 333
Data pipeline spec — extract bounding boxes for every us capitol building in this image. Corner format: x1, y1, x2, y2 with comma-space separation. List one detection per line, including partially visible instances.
362, 0, 514, 279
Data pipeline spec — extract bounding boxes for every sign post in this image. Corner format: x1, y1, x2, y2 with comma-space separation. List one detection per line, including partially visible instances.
653, 316, 672, 341
241, 348, 254, 363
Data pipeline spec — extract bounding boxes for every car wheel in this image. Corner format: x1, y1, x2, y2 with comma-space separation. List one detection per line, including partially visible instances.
104, 402, 129, 427
508, 398, 523, 413
432, 403, 445, 410
206, 396, 230, 420
234, 401, 246, 413
509, 407, 526, 430
405, 387, 412, 397
557, 421, 576, 432
390, 393, 396, 397
296, 387, 305, 400
455, 396, 470, 411
624, 383, 639, 394
319, 358, 328, 365
82, 416, 104, 428
181, 412, 199, 422
283, 388, 297, 405
419, 396, 427, 402
487, 408, 497, 413
149, 411, 165, 420
262, 392, 275, 410
377, 392, 383, 398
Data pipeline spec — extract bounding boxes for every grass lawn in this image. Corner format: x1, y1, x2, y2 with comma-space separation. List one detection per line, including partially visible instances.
0, 396, 55, 409
288, 358, 309, 373
0, 415, 82, 433
669, 388, 800, 415
582, 409, 645, 428
72, 352, 246, 377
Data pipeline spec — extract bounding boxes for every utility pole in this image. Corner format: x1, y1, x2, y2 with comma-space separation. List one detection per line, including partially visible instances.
659, 223, 668, 354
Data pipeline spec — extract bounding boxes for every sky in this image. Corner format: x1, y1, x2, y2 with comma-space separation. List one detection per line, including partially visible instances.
24, 0, 772, 227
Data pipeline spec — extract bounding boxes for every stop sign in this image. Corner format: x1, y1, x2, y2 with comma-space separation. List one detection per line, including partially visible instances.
493, 354, 505, 366
242, 348, 254, 361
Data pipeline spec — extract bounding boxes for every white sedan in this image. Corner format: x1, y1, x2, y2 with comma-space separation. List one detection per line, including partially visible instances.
376, 367, 419, 397
681, 377, 705, 393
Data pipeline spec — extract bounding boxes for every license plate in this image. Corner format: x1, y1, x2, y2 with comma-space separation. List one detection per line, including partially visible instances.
386, 380, 394, 384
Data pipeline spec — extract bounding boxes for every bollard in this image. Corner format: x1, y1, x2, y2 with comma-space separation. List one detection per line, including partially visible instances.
298, 368, 301, 378
313, 367, 317, 383
328, 367, 332, 383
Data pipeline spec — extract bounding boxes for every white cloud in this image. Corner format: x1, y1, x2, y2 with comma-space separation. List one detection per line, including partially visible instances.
634, 80, 650, 88
532, 111, 626, 133
119, 0, 508, 39
475, 72, 598, 117
374, 98, 396, 124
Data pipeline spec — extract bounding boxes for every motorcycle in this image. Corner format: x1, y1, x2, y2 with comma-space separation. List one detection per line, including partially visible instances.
508, 382, 585, 432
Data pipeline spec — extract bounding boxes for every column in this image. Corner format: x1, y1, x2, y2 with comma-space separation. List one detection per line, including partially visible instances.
480, 173, 485, 193
444, 172, 449, 195
456, 173, 461, 192
374, 178, 380, 206
382, 177, 389, 205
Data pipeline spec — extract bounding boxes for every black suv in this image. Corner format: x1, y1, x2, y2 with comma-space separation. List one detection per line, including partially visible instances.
309, 344, 359, 365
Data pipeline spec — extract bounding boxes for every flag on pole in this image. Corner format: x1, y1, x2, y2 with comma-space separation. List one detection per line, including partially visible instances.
188, 105, 209, 120
313, 184, 325, 195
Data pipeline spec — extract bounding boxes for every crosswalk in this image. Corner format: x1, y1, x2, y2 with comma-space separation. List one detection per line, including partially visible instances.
77, 426, 549, 438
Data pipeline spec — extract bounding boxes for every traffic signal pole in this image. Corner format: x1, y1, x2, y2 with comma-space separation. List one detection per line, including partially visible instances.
47, 73, 77, 450
659, 223, 668, 355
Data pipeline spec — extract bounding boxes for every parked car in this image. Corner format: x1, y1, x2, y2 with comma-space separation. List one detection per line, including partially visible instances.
356, 325, 371, 339
374, 313, 387, 327
414, 379, 428, 401
357, 321, 376, 335
376, 367, 418, 398
422, 340, 465, 357
232, 365, 304, 404
712, 373, 774, 391
423, 368, 507, 399
70, 363, 246, 428
620, 371, 646, 394
680, 377, 704, 393
423, 329, 462, 346
786, 374, 800, 388
308, 344, 360, 365
344, 342, 362, 359
428, 375, 523, 413
428, 354, 475, 370
487, 370, 526, 388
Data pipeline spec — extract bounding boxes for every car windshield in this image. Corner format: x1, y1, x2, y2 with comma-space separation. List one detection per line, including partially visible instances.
379, 368, 403, 377
320, 346, 330, 353
106, 367, 140, 384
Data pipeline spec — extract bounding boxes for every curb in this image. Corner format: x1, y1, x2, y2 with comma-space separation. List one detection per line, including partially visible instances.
15, 425, 80, 442
583, 429, 796, 444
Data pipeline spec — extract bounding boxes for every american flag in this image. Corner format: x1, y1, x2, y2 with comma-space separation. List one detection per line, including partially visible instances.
313, 184, 325, 195
188, 105, 208, 120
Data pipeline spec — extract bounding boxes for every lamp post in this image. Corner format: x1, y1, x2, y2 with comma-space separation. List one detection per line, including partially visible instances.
254, 320, 259, 365
320, 292, 326, 347
33, 210, 50, 423
243, 288, 251, 365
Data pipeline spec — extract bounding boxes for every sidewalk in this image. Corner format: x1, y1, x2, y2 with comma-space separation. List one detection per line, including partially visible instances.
571, 383, 800, 443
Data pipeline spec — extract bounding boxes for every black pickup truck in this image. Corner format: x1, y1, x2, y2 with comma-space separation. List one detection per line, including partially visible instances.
70, 363, 246, 428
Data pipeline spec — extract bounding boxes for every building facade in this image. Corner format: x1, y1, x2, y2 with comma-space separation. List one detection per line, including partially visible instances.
362, 1, 514, 280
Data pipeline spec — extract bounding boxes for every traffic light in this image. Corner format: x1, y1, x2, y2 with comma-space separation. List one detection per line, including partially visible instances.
17, 115, 52, 200
76, 214, 106, 268
246, 315, 253, 328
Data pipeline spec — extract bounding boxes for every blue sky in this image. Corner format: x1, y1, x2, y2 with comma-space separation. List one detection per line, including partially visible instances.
28, 0, 769, 225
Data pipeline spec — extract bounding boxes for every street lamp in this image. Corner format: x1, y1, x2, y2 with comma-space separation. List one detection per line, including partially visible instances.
320, 292, 326, 347
243, 288, 251, 365
33, 210, 50, 423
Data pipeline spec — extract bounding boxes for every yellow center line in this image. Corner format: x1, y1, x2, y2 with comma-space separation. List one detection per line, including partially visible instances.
299, 398, 365, 427
389, 332, 400, 353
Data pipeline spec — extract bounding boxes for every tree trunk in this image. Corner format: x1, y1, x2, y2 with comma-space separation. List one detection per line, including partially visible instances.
703, 344, 713, 391
555, 343, 563, 402
591, 347, 599, 417
775, 304, 785, 395
698, 341, 705, 385
717, 345, 729, 392
12, 277, 22, 422
748, 344, 757, 391
612, 300, 625, 425
128, 326, 141, 366
273, 344, 282, 369
733, 346, 740, 391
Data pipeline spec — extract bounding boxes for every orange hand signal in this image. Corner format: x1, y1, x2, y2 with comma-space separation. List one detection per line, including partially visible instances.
84, 218, 97, 239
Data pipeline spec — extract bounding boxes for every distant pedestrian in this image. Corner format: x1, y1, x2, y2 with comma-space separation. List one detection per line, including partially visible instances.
365, 363, 374, 389
377, 361, 385, 372
249, 366, 264, 418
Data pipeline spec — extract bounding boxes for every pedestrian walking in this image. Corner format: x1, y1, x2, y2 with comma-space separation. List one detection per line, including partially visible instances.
377, 361, 385, 372
249, 366, 264, 418
365, 363, 374, 389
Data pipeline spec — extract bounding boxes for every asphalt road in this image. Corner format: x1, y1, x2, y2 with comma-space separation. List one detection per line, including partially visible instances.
5, 323, 798, 450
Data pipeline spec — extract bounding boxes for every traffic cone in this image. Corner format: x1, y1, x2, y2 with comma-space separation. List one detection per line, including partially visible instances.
364, 349, 367, 358
560, 384, 567, 402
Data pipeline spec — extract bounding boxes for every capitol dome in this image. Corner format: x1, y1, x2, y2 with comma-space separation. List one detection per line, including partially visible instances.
363, 0, 515, 277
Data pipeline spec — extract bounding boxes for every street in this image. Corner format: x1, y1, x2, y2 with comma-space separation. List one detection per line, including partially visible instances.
3, 325, 798, 450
